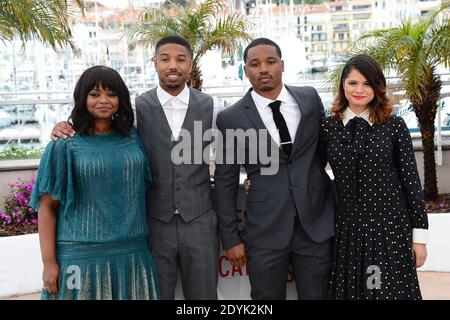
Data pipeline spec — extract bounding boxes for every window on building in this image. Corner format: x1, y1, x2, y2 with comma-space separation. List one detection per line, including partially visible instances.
334, 23, 349, 31
353, 5, 371, 11
354, 13, 370, 20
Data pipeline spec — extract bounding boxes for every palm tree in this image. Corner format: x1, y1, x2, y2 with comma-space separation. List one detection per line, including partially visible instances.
0, 0, 84, 51
327, 4, 449, 201
123, 0, 252, 90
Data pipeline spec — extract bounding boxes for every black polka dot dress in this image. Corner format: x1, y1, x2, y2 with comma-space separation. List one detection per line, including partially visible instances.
320, 115, 428, 300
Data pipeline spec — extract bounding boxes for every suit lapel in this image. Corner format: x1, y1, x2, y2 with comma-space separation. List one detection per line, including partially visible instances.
285, 85, 308, 158
148, 89, 174, 139
179, 87, 196, 134
242, 89, 267, 131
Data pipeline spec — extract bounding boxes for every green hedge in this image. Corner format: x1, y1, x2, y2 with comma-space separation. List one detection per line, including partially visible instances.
0, 143, 44, 160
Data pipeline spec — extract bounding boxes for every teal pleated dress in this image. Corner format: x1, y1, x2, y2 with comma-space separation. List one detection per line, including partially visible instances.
30, 128, 160, 300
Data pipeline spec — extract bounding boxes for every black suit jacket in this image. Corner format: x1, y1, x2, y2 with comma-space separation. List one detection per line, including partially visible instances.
214, 85, 336, 250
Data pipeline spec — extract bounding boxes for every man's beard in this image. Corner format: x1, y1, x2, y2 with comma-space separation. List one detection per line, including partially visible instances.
164, 82, 183, 89
259, 84, 275, 91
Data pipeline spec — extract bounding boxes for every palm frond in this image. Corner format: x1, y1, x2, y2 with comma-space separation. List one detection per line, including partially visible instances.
337, 6, 448, 102
198, 12, 252, 57
426, 6, 450, 67
122, 0, 251, 63
122, 7, 180, 50
121, 0, 251, 89
190, 0, 221, 20
0, 0, 83, 51
402, 44, 430, 102
323, 62, 345, 94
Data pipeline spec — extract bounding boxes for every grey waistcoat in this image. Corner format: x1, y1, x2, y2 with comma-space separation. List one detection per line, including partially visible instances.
136, 87, 214, 223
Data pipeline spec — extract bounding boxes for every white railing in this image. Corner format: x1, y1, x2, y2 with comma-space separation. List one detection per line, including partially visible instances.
1, 76, 449, 161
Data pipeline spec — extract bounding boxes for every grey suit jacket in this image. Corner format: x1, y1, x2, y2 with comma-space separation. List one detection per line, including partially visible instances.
136, 88, 215, 223
214, 85, 336, 250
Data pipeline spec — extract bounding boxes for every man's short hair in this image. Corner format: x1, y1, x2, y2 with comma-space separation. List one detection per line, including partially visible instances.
155, 35, 193, 58
243, 38, 282, 62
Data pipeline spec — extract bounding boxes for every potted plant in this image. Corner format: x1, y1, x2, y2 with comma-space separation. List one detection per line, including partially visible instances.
0, 178, 38, 236
0, 177, 41, 299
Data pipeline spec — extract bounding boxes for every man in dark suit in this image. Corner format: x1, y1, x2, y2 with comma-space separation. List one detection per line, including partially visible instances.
214, 38, 336, 300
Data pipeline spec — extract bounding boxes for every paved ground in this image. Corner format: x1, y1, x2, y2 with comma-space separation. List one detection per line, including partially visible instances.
418, 272, 450, 300
4, 272, 450, 300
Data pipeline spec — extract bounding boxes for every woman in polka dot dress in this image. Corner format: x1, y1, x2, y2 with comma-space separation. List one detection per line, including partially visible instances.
320, 54, 428, 300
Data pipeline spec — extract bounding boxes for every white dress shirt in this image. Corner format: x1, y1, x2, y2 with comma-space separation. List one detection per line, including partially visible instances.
156, 85, 224, 140
342, 107, 373, 127
342, 107, 428, 244
157, 85, 190, 140
250, 85, 301, 146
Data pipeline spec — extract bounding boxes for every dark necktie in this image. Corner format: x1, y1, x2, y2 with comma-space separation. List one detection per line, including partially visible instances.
268, 100, 292, 157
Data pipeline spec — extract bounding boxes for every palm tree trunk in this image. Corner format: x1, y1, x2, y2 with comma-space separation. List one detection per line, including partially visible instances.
413, 73, 441, 201
187, 59, 203, 91
417, 113, 438, 201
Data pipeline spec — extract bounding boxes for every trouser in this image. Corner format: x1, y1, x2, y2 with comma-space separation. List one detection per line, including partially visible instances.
148, 212, 219, 300
247, 218, 333, 300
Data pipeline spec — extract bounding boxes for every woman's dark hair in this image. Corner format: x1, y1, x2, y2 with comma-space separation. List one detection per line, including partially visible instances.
69, 65, 134, 135
330, 54, 393, 124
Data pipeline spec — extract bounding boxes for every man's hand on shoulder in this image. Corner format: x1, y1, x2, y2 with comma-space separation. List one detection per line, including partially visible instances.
51, 121, 75, 140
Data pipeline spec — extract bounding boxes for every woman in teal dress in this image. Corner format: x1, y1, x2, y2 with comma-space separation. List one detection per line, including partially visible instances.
30, 66, 160, 300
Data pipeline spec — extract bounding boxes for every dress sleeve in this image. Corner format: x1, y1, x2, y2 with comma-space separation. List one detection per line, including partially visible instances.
29, 138, 74, 213
132, 128, 152, 188
393, 117, 428, 230
318, 117, 329, 168
315, 88, 329, 168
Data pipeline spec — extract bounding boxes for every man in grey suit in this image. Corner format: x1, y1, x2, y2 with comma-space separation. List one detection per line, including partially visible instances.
214, 38, 335, 300
135, 36, 219, 300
